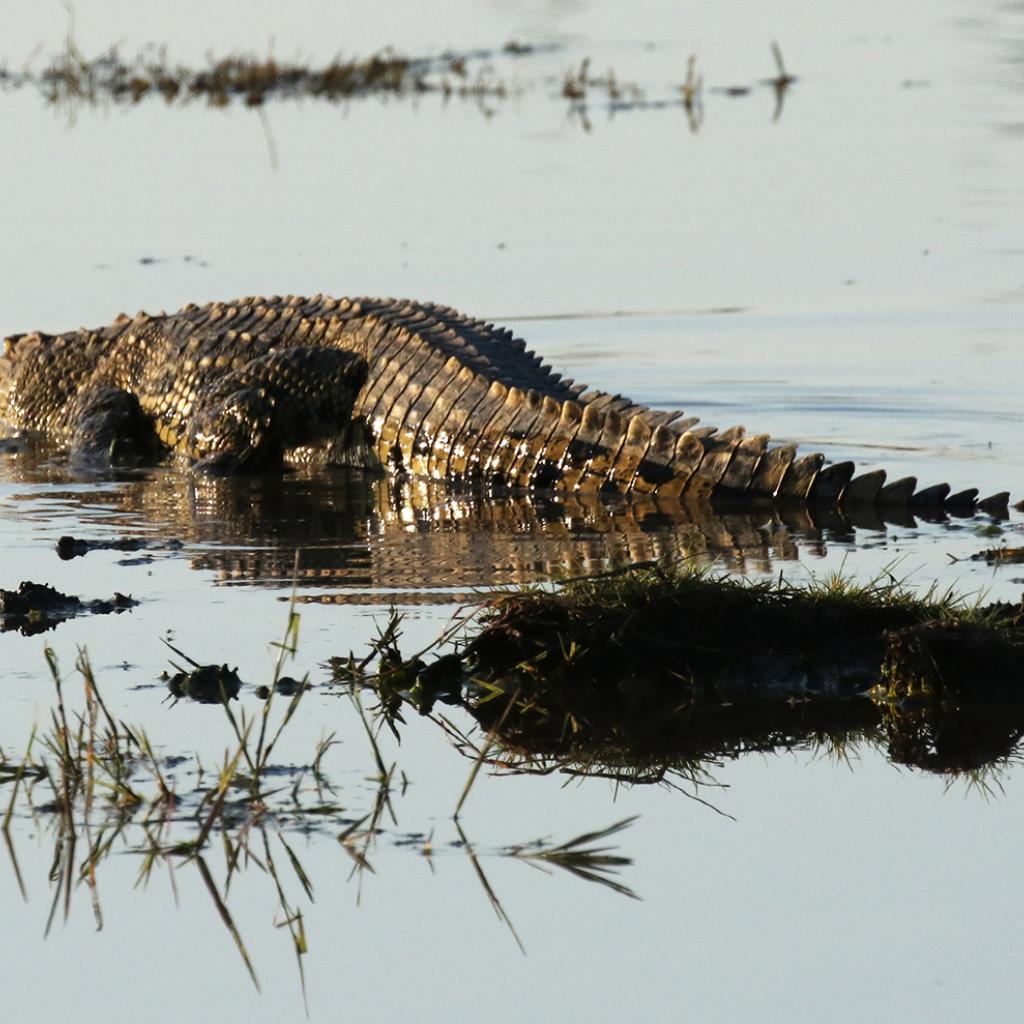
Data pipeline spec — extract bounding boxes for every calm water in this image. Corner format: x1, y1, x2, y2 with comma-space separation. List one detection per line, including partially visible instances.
1, 2, 1023, 1021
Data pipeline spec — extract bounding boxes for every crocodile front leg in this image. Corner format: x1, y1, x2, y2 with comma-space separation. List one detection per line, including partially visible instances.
182, 347, 367, 472
66, 386, 161, 465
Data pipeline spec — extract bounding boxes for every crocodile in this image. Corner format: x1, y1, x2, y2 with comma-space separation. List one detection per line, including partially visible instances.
0, 294, 1011, 514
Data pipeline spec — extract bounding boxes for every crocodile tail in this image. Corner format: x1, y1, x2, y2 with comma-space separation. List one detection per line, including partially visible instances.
476, 388, 1010, 516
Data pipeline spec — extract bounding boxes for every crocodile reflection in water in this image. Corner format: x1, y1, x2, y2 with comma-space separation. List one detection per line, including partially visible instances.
6, 461, 994, 602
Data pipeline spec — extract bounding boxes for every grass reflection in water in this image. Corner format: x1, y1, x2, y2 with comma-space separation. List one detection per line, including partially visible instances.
0, 611, 638, 1001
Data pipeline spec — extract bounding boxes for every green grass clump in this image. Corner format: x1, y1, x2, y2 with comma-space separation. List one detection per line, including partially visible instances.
327, 562, 1024, 786
449, 563, 1024, 780
467, 563, 1019, 694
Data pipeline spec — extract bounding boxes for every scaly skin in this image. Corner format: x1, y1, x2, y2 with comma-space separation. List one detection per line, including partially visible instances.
0, 294, 1010, 512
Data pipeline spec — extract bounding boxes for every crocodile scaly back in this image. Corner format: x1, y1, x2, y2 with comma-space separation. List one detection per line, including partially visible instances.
0, 295, 1010, 513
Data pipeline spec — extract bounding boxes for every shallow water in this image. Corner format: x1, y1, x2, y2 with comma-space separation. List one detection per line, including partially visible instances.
1, 2, 1024, 1021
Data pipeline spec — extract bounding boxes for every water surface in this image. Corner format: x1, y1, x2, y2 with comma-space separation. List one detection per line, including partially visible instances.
1, 2, 1023, 1021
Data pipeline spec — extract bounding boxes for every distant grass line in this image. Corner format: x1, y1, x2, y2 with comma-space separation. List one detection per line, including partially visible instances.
0, 40, 531, 110
0, 37, 795, 124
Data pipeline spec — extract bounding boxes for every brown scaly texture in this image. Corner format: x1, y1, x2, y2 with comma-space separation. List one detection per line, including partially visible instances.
0, 295, 1010, 511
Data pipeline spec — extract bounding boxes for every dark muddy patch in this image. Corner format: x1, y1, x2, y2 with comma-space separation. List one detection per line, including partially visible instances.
0, 580, 137, 635
57, 533, 183, 560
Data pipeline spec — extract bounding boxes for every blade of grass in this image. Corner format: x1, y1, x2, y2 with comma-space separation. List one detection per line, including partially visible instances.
453, 689, 520, 820
195, 854, 260, 991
